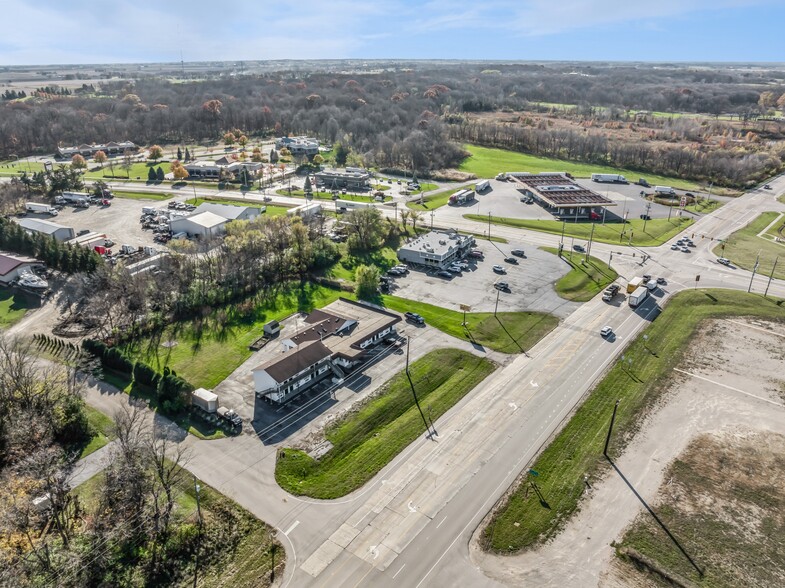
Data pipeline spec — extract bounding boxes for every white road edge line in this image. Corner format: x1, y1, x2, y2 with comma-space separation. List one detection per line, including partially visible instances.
436, 516, 447, 529
392, 564, 406, 579
673, 368, 785, 408
284, 520, 300, 535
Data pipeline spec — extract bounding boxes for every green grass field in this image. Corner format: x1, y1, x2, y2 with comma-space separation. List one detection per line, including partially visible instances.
191, 197, 291, 216
120, 284, 349, 390
113, 190, 173, 201
381, 295, 558, 354
0, 290, 36, 329
481, 289, 785, 554
406, 187, 464, 211
714, 212, 785, 281
275, 349, 495, 498
464, 214, 693, 247
326, 246, 400, 282
76, 405, 116, 459
275, 188, 384, 202
778, 193, 785, 204
542, 247, 618, 302
458, 145, 702, 190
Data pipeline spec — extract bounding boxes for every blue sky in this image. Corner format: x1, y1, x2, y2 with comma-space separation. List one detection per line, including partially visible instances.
1, 0, 783, 64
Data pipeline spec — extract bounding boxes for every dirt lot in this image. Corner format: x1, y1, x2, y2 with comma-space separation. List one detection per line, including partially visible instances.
472, 317, 785, 587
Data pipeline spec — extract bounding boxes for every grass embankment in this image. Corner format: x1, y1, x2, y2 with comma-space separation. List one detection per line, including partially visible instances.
113, 190, 173, 201
542, 247, 618, 302
464, 214, 693, 247
73, 469, 284, 587
382, 295, 558, 354
617, 432, 785, 587
275, 188, 384, 203
76, 406, 116, 459
275, 349, 495, 498
459, 145, 702, 190
0, 290, 36, 329
327, 246, 400, 282
778, 193, 785, 205
482, 289, 785, 553
120, 283, 349, 390
406, 187, 465, 211
714, 212, 785, 281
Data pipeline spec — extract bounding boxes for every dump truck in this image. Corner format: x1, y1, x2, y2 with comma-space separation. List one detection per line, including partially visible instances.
628, 286, 649, 308
26, 202, 58, 215
591, 173, 627, 183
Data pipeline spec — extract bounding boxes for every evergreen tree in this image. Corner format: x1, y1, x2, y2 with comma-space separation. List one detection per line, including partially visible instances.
185, 147, 191, 162
177, 147, 183, 160
148, 167, 157, 182
156, 166, 165, 181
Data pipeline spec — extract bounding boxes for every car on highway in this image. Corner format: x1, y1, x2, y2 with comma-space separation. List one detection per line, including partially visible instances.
492, 265, 506, 274
607, 284, 621, 295
656, 277, 666, 285
717, 257, 731, 265
573, 244, 585, 253
504, 256, 518, 264
600, 326, 613, 338
670, 244, 679, 250
642, 274, 652, 283
764, 184, 771, 189
494, 281, 510, 291
405, 312, 425, 324
681, 246, 690, 253
511, 249, 525, 257
602, 293, 613, 302
436, 270, 453, 278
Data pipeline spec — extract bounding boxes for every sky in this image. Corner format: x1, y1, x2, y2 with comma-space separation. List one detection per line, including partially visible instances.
1, 0, 783, 65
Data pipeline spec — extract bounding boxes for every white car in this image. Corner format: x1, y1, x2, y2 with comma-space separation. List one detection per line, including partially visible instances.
717, 257, 731, 266
600, 326, 613, 338
492, 265, 506, 274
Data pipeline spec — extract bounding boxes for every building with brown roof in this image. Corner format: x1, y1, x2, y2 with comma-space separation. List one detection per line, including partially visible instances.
510, 172, 616, 220
251, 298, 401, 404
0, 252, 38, 285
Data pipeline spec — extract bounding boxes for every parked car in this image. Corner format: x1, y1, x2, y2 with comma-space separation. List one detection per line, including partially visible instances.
436, 270, 453, 278
656, 277, 666, 285
605, 284, 621, 296
393, 264, 409, 273
602, 293, 613, 302
511, 249, 525, 257
76, 229, 90, 236
504, 257, 518, 264
405, 312, 424, 324
492, 265, 506, 274
600, 326, 613, 338
671, 244, 679, 250
573, 244, 585, 253
469, 250, 484, 258
681, 246, 690, 253
642, 274, 652, 283
494, 281, 510, 291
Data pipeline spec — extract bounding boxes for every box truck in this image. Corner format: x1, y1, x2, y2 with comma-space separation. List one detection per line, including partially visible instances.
628, 286, 649, 308
591, 173, 627, 184
654, 186, 676, 195
476, 180, 490, 192
26, 202, 58, 215
626, 276, 644, 293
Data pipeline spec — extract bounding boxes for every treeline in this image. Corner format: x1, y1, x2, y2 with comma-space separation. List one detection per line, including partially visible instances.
4, 63, 783, 172
0, 217, 101, 273
450, 120, 785, 188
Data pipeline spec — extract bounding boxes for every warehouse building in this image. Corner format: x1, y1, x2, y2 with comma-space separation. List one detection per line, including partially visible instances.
17, 218, 75, 242
396, 230, 475, 269
56, 141, 137, 159
252, 298, 401, 404
275, 136, 319, 157
184, 158, 262, 180
192, 202, 261, 221
286, 202, 322, 218
509, 172, 616, 220
169, 211, 227, 239
0, 252, 39, 285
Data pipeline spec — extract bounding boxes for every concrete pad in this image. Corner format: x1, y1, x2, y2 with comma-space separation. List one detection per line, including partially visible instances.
300, 539, 344, 577
329, 523, 362, 548
380, 510, 431, 555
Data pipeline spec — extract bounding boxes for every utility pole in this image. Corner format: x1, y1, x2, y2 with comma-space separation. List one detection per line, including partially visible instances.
642, 202, 652, 233
488, 211, 492, 241
405, 337, 432, 437
586, 222, 596, 262
494, 288, 500, 317
192, 477, 203, 588
748, 250, 760, 293
560, 218, 566, 248
608, 251, 613, 269
764, 256, 779, 298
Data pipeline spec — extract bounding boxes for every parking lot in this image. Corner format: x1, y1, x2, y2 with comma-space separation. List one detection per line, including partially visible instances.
436, 179, 729, 226
387, 240, 581, 318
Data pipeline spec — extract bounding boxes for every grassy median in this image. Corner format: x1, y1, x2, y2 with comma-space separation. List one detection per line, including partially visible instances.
275, 349, 495, 499
464, 214, 693, 247
481, 289, 785, 553
542, 247, 618, 302
713, 211, 785, 281
382, 295, 558, 354
406, 187, 464, 211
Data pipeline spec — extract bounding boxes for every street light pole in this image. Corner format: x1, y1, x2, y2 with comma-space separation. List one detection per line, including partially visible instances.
488, 211, 492, 241
748, 250, 760, 293
765, 256, 779, 298
603, 399, 620, 458
494, 288, 500, 317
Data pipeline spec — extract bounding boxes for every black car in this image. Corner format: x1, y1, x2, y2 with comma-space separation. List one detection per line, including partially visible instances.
405, 312, 424, 324
573, 244, 585, 253
504, 257, 518, 264
511, 249, 525, 257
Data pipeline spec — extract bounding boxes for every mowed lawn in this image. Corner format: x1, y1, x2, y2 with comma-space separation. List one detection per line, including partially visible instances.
714, 212, 785, 281
458, 145, 702, 190
113, 190, 173, 201
275, 348, 496, 498
482, 289, 785, 554
542, 247, 618, 302
464, 214, 694, 247
382, 295, 558, 354
121, 284, 350, 389
406, 187, 465, 211
76, 406, 116, 459
0, 290, 36, 329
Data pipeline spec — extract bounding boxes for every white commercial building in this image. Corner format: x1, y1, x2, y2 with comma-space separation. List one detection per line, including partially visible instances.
169, 211, 227, 239
397, 230, 475, 269
17, 218, 75, 242
287, 202, 322, 218
192, 202, 261, 221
